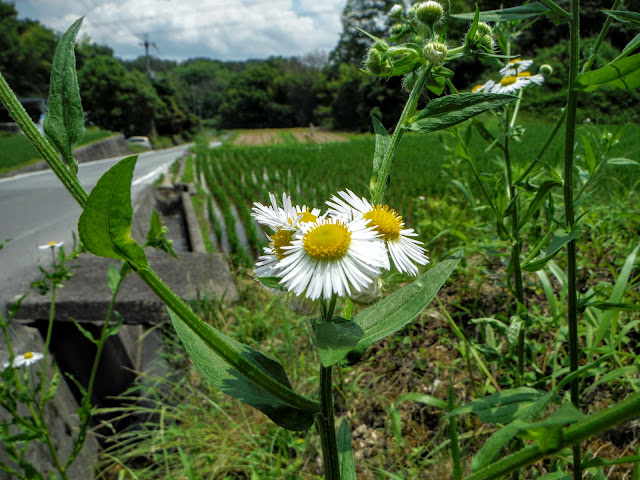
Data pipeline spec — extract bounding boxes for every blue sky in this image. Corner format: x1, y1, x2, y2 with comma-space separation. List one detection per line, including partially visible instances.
13, 0, 348, 62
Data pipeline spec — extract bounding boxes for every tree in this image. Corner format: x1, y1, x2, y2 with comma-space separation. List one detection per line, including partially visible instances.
328, 0, 397, 68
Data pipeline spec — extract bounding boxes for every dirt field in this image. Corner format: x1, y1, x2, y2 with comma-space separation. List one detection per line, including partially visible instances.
231, 128, 349, 146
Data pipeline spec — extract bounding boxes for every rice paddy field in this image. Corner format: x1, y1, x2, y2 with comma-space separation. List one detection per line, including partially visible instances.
99, 120, 640, 479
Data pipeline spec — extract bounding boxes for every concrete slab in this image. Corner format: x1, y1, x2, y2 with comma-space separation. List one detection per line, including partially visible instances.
14, 249, 239, 324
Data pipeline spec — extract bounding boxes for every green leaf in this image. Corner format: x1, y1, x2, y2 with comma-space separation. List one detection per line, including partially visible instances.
583, 455, 640, 468
168, 309, 316, 431
43, 17, 85, 174
577, 53, 640, 92
345, 250, 463, 365
314, 316, 364, 367
472, 420, 526, 471
520, 402, 584, 452
464, 5, 480, 48
408, 94, 518, 134
584, 301, 640, 312
395, 392, 448, 411
371, 115, 390, 187
447, 387, 547, 424
453, 3, 551, 22
522, 230, 578, 272
608, 157, 640, 166
106, 311, 124, 337
516, 180, 562, 232
42, 368, 60, 404
71, 317, 97, 344
337, 419, 356, 480
78, 155, 149, 268
255, 276, 287, 292
107, 263, 120, 294
603, 10, 640, 30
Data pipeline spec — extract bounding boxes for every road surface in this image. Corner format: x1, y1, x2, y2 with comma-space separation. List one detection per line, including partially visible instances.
0, 144, 191, 313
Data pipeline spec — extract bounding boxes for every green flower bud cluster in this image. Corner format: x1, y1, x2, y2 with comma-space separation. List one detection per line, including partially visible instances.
470, 22, 495, 52
415, 1, 444, 27
366, 42, 392, 76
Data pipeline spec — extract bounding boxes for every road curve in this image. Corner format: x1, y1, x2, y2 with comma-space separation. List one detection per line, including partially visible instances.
0, 144, 192, 313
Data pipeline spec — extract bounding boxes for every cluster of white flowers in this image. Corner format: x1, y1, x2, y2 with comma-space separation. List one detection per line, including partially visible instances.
472, 58, 544, 94
252, 191, 429, 301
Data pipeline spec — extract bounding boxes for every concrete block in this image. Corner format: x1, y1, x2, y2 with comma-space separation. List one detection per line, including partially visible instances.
0, 325, 99, 480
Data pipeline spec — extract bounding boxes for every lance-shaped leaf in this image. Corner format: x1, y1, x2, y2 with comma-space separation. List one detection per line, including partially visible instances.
345, 250, 463, 365
78, 155, 149, 268
44, 17, 85, 174
522, 230, 578, 272
169, 310, 316, 431
371, 115, 390, 192
338, 419, 357, 480
314, 317, 364, 367
577, 53, 640, 92
452, 3, 551, 22
446, 387, 548, 424
603, 10, 640, 30
408, 94, 518, 134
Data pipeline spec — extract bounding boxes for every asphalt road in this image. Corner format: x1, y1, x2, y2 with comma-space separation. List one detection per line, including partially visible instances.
0, 144, 191, 313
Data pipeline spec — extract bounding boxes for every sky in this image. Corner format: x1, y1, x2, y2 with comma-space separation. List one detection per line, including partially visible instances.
13, 0, 348, 62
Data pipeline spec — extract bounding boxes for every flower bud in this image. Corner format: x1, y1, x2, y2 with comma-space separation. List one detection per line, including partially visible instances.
390, 23, 405, 36
366, 47, 392, 76
539, 64, 553, 76
287, 292, 319, 316
349, 278, 383, 305
471, 22, 495, 52
389, 4, 403, 18
415, 1, 444, 26
423, 41, 447, 64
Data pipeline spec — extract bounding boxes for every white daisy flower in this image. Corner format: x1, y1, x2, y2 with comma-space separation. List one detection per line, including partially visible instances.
38, 241, 63, 251
517, 70, 544, 86
326, 190, 429, 276
472, 80, 496, 93
252, 193, 322, 278
499, 58, 533, 77
277, 217, 387, 300
3, 351, 44, 369
491, 75, 531, 94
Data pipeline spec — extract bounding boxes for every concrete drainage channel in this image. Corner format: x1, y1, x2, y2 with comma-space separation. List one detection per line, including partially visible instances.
0, 181, 239, 479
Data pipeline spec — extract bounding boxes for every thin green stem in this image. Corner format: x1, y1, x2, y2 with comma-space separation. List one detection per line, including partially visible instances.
464, 392, 640, 480
581, 0, 623, 73
565, 1, 581, 479
39, 284, 56, 408
316, 296, 339, 480
371, 63, 433, 205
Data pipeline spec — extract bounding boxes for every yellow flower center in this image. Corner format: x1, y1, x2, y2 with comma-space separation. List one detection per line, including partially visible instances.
270, 229, 293, 260
47, 241, 57, 246
24, 352, 34, 359
297, 210, 317, 223
363, 205, 402, 241
517, 71, 531, 77
500, 76, 517, 86
472, 84, 483, 93
509, 57, 521, 65
303, 222, 351, 260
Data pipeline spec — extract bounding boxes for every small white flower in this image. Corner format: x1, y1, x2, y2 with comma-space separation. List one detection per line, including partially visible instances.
38, 241, 63, 251
252, 193, 322, 278
326, 190, 429, 276
277, 217, 387, 300
491, 75, 531, 94
499, 58, 533, 77
472, 80, 496, 93
3, 351, 44, 369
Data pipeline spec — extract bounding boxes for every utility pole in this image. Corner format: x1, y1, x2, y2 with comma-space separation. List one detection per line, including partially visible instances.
140, 33, 157, 137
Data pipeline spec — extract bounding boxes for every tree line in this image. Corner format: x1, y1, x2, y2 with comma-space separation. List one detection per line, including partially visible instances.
1, 0, 637, 138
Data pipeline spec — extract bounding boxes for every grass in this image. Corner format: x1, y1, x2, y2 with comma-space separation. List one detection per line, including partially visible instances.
0, 126, 117, 173
96, 117, 640, 480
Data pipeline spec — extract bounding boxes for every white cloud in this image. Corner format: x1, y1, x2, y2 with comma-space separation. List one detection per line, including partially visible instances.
14, 0, 347, 62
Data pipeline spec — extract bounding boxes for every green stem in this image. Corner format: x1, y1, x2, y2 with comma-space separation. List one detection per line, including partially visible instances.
39, 284, 56, 408
316, 296, 339, 480
565, 1, 581, 479
371, 64, 433, 205
0, 72, 87, 207
464, 392, 640, 480
581, 0, 623, 73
